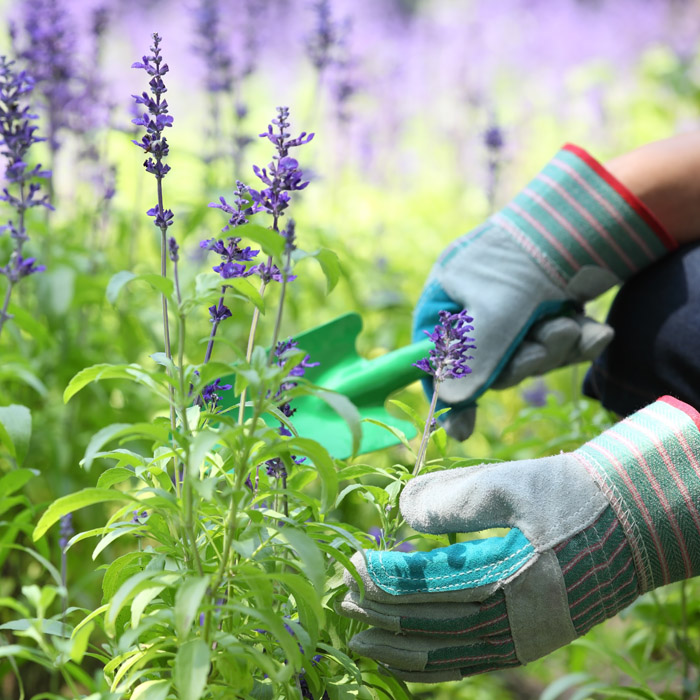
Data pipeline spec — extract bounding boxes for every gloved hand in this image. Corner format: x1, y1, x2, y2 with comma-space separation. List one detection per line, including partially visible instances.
339, 396, 700, 682
414, 144, 676, 440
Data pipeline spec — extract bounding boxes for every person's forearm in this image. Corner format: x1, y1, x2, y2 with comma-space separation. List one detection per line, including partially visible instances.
605, 132, 700, 246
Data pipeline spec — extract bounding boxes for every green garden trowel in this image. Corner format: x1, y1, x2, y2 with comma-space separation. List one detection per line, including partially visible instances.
219, 313, 433, 460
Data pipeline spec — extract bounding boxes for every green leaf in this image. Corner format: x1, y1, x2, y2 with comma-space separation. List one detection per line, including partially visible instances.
284, 437, 338, 512
102, 552, 145, 603
541, 673, 594, 700
174, 576, 209, 640
81, 422, 172, 471
64, 363, 168, 403
0, 364, 47, 395
314, 390, 362, 457
96, 467, 135, 489
131, 680, 171, 700
131, 584, 167, 628
82, 423, 131, 472
173, 638, 211, 700
6, 302, 52, 345
33, 488, 137, 541
0, 468, 36, 496
106, 569, 177, 635
150, 352, 177, 375
0, 405, 31, 465
280, 528, 325, 594
107, 271, 174, 305
235, 222, 285, 259
309, 248, 340, 293
228, 277, 265, 312
188, 430, 220, 478
69, 620, 94, 664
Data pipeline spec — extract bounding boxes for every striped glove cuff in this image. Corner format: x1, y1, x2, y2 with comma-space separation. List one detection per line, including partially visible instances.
574, 396, 700, 592
495, 144, 676, 290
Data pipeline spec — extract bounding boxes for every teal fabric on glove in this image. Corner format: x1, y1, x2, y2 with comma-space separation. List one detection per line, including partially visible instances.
339, 397, 700, 682
414, 143, 676, 440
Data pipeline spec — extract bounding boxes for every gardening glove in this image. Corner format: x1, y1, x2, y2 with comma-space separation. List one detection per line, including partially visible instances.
339, 396, 700, 682
413, 143, 677, 440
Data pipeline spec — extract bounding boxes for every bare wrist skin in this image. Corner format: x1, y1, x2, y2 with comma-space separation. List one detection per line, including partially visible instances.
605, 132, 700, 246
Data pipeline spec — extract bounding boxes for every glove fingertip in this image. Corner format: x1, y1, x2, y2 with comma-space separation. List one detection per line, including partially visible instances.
441, 405, 477, 441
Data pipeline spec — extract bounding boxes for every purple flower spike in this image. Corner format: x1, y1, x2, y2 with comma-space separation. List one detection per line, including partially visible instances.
248, 107, 314, 223
415, 309, 476, 384
131, 34, 173, 183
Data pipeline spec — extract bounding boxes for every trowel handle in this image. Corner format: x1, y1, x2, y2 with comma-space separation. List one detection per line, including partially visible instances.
327, 338, 435, 401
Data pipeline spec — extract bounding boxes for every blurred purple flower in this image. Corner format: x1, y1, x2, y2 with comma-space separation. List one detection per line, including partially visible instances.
168, 236, 179, 263
191, 0, 234, 94
305, 0, 341, 73
58, 513, 73, 549
415, 309, 476, 383
13, 0, 83, 156
521, 378, 550, 407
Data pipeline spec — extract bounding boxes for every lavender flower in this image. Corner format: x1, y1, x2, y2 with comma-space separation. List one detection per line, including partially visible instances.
59, 512, 73, 594
305, 0, 341, 74
0, 57, 51, 336
58, 513, 73, 549
522, 379, 550, 407
414, 309, 476, 383
131, 33, 174, 185
412, 310, 476, 477
209, 181, 253, 231
273, 338, 319, 421
200, 377, 232, 408
249, 107, 314, 227
208, 299, 232, 324
168, 236, 179, 263
484, 119, 505, 212
484, 124, 504, 150
13, 0, 82, 161
191, 0, 234, 95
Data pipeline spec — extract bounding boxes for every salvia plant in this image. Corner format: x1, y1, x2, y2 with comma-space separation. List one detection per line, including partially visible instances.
0, 32, 428, 699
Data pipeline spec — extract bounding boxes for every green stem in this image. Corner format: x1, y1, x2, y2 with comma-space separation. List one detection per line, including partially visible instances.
156, 178, 176, 433
238, 274, 268, 425
413, 386, 439, 477
0, 281, 14, 340
267, 248, 292, 365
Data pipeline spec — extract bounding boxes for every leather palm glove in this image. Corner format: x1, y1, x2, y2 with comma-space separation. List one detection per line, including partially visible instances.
339, 397, 700, 683
414, 144, 677, 440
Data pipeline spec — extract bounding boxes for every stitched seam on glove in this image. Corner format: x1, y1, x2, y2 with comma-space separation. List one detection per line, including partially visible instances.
367, 543, 535, 594
572, 451, 653, 593
492, 211, 568, 288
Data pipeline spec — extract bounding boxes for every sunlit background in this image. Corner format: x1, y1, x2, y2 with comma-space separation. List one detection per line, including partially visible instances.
3, 0, 700, 698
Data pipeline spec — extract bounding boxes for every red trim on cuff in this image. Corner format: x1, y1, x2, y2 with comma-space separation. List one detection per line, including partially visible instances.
660, 395, 700, 432
562, 143, 678, 252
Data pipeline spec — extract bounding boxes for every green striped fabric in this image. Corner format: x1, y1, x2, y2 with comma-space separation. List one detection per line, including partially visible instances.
574, 396, 700, 593
420, 592, 519, 676
497, 144, 675, 288
554, 506, 638, 637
